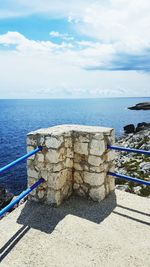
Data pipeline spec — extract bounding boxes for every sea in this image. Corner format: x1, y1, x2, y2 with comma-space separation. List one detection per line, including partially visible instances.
0, 97, 150, 195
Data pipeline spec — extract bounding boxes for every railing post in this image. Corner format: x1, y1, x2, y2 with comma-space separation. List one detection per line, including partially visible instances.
27, 125, 116, 206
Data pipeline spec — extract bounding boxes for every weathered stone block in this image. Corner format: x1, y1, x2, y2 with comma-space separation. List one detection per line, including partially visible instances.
27, 146, 36, 160
27, 137, 37, 146
39, 137, 45, 146
83, 171, 105, 186
46, 149, 59, 163
73, 183, 80, 190
107, 151, 116, 161
27, 168, 39, 179
40, 170, 48, 181
37, 190, 45, 199
74, 142, 88, 155
108, 175, 115, 191
81, 184, 88, 193
74, 162, 83, 171
28, 177, 37, 187
47, 189, 61, 205
52, 162, 64, 172
92, 133, 104, 140
78, 134, 89, 143
66, 158, 73, 168
67, 148, 74, 158
45, 136, 64, 149
90, 139, 105, 156
47, 170, 67, 190
90, 165, 105, 173
65, 138, 72, 148
74, 171, 83, 184
76, 187, 86, 197
61, 184, 72, 198
88, 155, 103, 166
74, 153, 86, 163
36, 153, 44, 162
28, 177, 37, 196
89, 185, 105, 202
46, 148, 65, 163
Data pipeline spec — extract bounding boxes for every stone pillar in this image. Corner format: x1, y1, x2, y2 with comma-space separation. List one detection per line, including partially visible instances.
27, 125, 115, 206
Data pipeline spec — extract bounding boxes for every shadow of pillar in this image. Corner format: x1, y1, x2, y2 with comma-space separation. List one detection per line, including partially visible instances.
17, 192, 117, 234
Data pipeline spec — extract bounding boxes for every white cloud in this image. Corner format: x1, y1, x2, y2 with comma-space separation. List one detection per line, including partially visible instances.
1, 1, 150, 65
0, 1, 150, 97
0, 31, 150, 98
0, 31, 116, 71
2, 0, 150, 52
0, 31, 74, 53
49, 31, 74, 41
76, 0, 150, 52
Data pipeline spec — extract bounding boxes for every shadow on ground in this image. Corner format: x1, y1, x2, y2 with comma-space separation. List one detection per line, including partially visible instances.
17, 192, 117, 234
0, 193, 116, 262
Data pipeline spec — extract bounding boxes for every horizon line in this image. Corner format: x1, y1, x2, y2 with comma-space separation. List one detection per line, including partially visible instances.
0, 96, 150, 100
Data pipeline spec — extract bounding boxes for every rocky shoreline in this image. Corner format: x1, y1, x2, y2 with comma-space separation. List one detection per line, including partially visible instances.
115, 123, 150, 197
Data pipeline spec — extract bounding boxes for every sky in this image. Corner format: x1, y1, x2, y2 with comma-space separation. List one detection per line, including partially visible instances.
0, 0, 150, 98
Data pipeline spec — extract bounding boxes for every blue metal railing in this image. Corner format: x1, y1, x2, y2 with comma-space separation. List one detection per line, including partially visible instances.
108, 172, 150, 186
0, 141, 149, 218
0, 178, 44, 218
107, 145, 150, 156
0, 146, 42, 175
0, 146, 43, 217
108, 144, 150, 186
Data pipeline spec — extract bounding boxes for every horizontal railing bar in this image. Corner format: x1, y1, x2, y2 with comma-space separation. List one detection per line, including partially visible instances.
108, 171, 150, 186
107, 145, 150, 156
0, 178, 44, 218
0, 146, 42, 175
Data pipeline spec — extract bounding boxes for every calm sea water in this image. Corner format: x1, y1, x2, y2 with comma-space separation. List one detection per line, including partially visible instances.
0, 97, 150, 194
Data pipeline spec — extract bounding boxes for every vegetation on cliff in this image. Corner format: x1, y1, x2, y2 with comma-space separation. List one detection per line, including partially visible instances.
115, 127, 150, 197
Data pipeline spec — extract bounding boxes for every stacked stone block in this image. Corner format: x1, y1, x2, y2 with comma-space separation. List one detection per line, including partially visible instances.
27, 125, 115, 206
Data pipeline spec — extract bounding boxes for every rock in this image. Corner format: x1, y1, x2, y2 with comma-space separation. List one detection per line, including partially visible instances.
0, 186, 14, 209
83, 171, 105, 186
139, 162, 150, 174
36, 153, 44, 162
115, 185, 129, 192
47, 170, 67, 190
90, 139, 105, 156
128, 102, 150, 110
45, 136, 64, 149
89, 186, 105, 201
27, 168, 39, 178
46, 148, 65, 163
124, 124, 135, 134
47, 189, 61, 206
74, 142, 88, 155
136, 122, 150, 132
133, 186, 142, 195
74, 171, 83, 184
66, 158, 73, 168
88, 155, 103, 166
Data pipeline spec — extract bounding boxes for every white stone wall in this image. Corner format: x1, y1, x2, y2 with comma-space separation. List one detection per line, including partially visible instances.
27, 125, 115, 206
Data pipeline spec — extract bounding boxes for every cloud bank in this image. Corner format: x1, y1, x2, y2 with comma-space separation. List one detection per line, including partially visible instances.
0, 0, 150, 98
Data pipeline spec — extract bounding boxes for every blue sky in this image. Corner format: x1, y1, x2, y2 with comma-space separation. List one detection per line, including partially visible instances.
0, 0, 150, 98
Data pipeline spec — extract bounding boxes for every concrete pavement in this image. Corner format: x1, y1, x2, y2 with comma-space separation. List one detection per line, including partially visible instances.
0, 190, 150, 267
